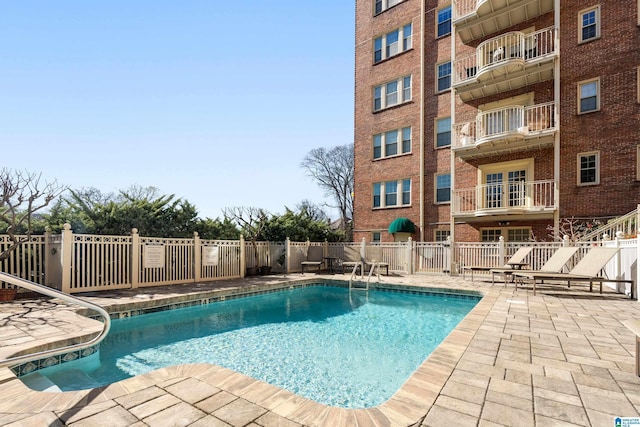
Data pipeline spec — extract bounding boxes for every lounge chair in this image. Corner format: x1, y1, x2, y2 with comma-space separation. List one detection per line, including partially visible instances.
512, 247, 634, 297
364, 246, 389, 276
489, 247, 534, 285
506, 247, 579, 288
462, 247, 532, 282
341, 245, 363, 276
301, 246, 324, 274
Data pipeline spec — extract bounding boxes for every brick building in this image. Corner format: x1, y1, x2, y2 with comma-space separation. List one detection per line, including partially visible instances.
353, 0, 640, 243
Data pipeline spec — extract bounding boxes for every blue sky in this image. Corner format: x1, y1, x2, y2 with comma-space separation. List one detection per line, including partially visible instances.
0, 1, 354, 220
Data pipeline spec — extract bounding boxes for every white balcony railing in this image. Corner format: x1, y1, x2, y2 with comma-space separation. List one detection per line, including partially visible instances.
453, 27, 556, 86
453, 179, 556, 215
453, 101, 555, 149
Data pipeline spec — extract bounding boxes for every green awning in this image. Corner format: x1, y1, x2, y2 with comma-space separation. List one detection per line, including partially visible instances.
388, 217, 415, 234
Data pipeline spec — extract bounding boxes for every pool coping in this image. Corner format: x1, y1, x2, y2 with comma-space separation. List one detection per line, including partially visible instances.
0, 277, 495, 426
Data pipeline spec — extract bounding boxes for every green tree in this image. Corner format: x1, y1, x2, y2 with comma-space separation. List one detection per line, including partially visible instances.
262, 206, 343, 242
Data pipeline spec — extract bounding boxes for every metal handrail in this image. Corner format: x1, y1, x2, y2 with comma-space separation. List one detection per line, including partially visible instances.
0, 272, 111, 368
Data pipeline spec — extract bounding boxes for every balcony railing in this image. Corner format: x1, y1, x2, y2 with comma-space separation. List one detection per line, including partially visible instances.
453, 101, 555, 149
453, 27, 556, 86
453, 179, 556, 215
453, 0, 477, 20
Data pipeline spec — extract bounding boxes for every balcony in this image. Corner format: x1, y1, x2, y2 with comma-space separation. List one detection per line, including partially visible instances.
453, 0, 554, 43
453, 27, 556, 101
452, 179, 556, 219
453, 101, 555, 159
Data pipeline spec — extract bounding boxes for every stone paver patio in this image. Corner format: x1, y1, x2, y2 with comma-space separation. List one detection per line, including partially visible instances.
0, 273, 639, 426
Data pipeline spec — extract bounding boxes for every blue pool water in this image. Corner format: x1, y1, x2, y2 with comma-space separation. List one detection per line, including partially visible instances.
24, 286, 479, 408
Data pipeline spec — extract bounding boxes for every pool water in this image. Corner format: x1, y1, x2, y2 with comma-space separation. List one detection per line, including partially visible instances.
23, 286, 479, 408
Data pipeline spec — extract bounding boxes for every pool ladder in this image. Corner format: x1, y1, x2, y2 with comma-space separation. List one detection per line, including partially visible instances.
348, 263, 373, 291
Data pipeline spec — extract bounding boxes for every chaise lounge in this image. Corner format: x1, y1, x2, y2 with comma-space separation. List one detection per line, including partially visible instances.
512, 247, 634, 297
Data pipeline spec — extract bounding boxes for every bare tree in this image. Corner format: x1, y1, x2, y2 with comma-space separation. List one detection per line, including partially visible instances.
300, 144, 353, 234
0, 169, 66, 261
222, 206, 270, 269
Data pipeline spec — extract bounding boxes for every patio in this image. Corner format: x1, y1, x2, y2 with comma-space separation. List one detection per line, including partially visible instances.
1, 273, 639, 426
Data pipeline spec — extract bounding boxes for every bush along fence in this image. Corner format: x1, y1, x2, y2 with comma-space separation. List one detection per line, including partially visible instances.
0, 224, 636, 298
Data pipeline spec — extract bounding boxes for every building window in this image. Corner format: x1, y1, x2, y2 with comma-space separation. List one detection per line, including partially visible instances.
482, 228, 531, 242
373, 75, 412, 111
579, 6, 600, 43
481, 229, 502, 242
372, 232, 381, 243
402, 179, 411, 204
578, 151, 600, 185
437, 6, 452, 37
435, 117, 451, 147
374, 0, 404, 15
435, 230, 450, 242
507, 228, 531, 242
578, 78, 600, 113
437, 62, 451, 92
403, 24, 412, 50
373, 183, 381, 207
373, 127, 412, 159
435, 173, 451, 203
402, 127, 411, 153
373, 179, 411, 208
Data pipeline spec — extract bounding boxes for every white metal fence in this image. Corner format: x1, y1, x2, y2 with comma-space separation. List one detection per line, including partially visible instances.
1, 225, 637, 298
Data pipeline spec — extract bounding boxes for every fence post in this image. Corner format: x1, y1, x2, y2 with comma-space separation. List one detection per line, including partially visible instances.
240, 235, 245, 278
562, 235, 570, 247
194, 231, 201, 282
131, 228, 140, 289
285, 237, 291, 274
498, 236, 506, 264
407, 237, 414, 274
323, 239, 328, 257
60, 223, 73, 293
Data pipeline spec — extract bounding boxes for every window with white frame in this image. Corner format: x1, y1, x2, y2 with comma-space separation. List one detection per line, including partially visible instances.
579, 6, 600, 43
373, 75, 412, 111
435, 173, 451, 203
435, 229, 450, 242
577, 151, 600, 185
373, 179, 411, 208
437, 62, 451, 92
578, 78, 600, 113
482, 228, 531, 242
508, 228, 531, 242
374, 0, 404, 15
437, 6, 452, 37
373, 127, 411, 159
372, 24, 413, 63
435, 117, 451, 147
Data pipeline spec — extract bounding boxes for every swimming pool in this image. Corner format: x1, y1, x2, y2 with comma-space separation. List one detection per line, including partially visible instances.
21, 284, 480, 408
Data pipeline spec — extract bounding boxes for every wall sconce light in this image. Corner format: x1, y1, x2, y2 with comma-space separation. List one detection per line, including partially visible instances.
497, 221, 510, 226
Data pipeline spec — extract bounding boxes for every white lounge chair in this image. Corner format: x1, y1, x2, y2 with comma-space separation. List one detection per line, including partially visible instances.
512, 247, 633, 297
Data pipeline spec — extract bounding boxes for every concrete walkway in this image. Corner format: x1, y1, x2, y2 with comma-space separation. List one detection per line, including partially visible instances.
0, 273, 639, 426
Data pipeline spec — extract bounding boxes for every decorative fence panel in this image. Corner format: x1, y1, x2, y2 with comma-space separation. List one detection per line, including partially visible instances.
414, 242, 450, 273
200, 240, 242, 279
70, 234, 132, 292
0, 235, 47, 289
137, 236, 195, 287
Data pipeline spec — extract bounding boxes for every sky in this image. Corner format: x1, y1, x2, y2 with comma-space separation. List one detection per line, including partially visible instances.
0, 1, 355, 220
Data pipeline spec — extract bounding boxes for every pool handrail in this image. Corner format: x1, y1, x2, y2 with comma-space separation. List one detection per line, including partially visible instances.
0, 272, 111, 368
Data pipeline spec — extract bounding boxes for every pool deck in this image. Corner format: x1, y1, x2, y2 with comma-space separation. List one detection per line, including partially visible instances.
1, 273, 640, 426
